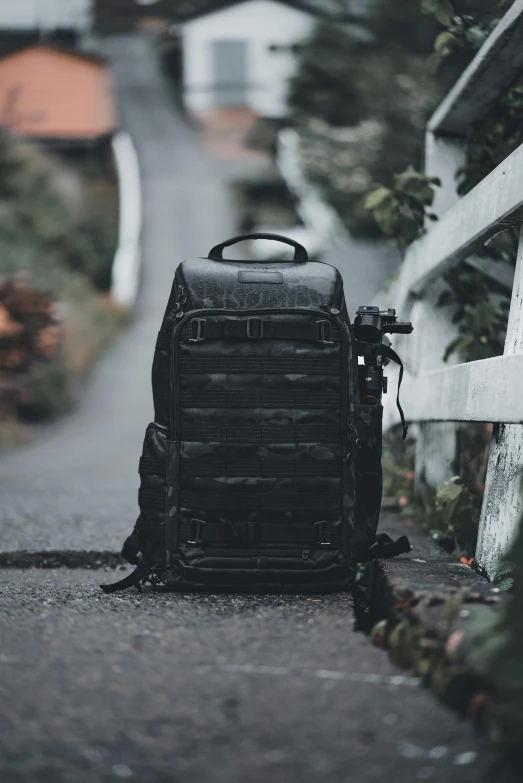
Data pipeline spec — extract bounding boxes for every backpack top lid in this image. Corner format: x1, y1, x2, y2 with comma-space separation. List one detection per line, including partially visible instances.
178, 233, 343, 311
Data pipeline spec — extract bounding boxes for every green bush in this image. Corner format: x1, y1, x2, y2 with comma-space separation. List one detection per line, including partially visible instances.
465, 513, 523, 754
0, 129, 117, 293
0, 129, 122, 427
288, 7, 442, 238
18, 360, 74, 421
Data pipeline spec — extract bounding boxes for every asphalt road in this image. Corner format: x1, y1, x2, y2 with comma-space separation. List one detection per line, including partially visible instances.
0, 36, 235, 552
0, 36, 510, 783
0, 569, 515, 783
0, 35, 399, 554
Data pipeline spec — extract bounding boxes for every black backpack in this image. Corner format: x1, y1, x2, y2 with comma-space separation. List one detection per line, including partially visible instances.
102, 233, 411, 594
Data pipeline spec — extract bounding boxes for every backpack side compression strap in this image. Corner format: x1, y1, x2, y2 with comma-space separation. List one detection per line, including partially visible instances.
100, 558, 149, 594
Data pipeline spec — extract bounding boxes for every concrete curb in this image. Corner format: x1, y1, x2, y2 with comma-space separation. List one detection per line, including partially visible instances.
355, 514, 505, 727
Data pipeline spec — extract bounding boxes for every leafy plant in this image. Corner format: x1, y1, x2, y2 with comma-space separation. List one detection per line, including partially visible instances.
434, 478, 480, 556
420, 0, 455, 26
464, 508, 523, 753
0, 129, 122, 427
17, 360, 73, 421
288, 8, 441, 238
364, 1, 521, 364
364, 166, 440, 245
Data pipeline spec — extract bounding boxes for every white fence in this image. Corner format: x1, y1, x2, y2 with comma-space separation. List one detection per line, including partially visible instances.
390, 0, 523, 578
110, 131, 142, 309
277, 2, 523, 578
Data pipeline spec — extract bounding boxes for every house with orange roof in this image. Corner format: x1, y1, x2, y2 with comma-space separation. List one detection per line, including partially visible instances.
0, 44, 116, 147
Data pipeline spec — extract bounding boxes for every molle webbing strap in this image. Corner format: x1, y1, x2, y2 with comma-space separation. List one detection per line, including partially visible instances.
180, 388, 339, 409
179, 357, 340, 375
180, 458, 341, 478
139, 457, 165, 475
138, 488, 165, 511
181, 317, 338, 343
180, 490, 339, 511
179, 519, 341, 545
180, 423, 341, 443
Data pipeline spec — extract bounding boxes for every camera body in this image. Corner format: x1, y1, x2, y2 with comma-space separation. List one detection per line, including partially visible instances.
354, 305, 413, 404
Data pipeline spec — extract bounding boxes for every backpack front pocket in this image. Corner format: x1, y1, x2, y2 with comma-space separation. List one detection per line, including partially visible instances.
122, 422, 168, 566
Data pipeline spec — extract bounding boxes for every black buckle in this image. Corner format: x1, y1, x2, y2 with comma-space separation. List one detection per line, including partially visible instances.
189, 318, 206, 343
314, 520, 331, 545
247, 317, 264, 339
317, 320, 334, 346
187, 518, 205, 544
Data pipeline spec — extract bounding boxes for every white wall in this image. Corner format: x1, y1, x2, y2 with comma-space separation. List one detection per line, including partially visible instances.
182, 0, 315, 118
0, 0, 92, 33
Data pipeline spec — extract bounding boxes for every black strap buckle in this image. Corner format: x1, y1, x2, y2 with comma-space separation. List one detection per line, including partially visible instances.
247, 317, 264, 339
314, 520, 331, 545
187, 518, 205, 544
317, 320, 334, 345
189, 318, 206, 343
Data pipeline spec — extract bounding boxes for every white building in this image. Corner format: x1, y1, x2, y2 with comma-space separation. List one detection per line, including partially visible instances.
182, 0, 320, 118
0, 0, 92, 35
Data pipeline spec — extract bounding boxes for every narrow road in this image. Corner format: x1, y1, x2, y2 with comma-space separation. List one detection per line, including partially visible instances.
0, 570, 511, 783
0, 37, 512, 783
0, 36, 235, 552
0, 35, 398, 553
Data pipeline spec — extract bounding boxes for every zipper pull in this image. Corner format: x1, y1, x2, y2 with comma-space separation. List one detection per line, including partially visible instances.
302, 549, 311, 564
345, 417, 361, 449
174, 285, 187, 318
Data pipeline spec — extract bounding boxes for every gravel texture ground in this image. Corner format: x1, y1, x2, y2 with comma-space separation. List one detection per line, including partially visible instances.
1, 568, 518, 783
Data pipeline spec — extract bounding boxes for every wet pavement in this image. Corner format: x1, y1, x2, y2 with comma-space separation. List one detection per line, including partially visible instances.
0, 35, 509, 783
0, 569, 515, 783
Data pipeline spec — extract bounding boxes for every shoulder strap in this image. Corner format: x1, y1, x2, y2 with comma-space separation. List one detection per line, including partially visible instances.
100, 557, 150, 594
359, 533, 412, 562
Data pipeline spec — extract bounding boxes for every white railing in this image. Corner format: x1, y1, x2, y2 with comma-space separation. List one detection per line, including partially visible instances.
277, 127, 349, 245
390, 0, 523, 578
110, 131, 142, 308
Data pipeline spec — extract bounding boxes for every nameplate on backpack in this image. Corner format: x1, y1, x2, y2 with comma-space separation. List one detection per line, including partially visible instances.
238, 271, 283, 284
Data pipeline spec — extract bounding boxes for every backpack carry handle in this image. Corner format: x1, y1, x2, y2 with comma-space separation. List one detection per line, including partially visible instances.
208, 233, 309, 262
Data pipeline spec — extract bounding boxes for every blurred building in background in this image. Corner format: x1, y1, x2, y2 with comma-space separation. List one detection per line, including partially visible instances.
0, 45, 116, 148
182, 0, 318, 119
0, 0, 92, 49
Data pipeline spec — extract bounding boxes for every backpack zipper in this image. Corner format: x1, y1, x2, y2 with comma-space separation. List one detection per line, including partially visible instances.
345, 417, 361, 452
175, 285, 187, 316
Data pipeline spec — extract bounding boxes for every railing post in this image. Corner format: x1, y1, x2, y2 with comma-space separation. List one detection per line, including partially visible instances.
413, 133, 465, 491
476, 227, 523, 578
